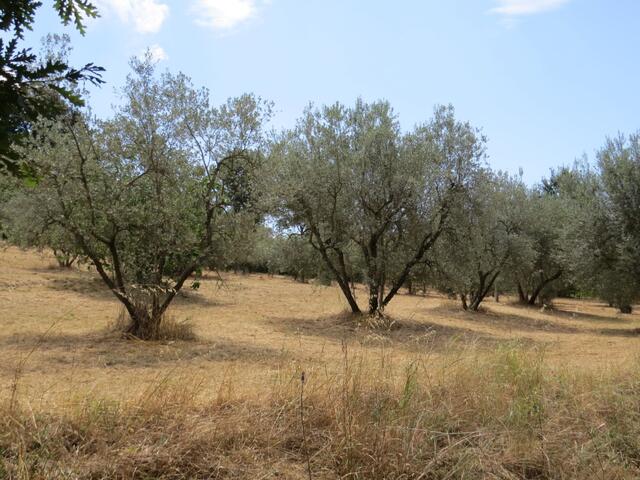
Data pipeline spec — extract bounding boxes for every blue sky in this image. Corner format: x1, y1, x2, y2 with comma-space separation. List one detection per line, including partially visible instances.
24, 0, 640, 183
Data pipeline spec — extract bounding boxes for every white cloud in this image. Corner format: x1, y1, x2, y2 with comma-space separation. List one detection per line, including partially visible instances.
100, 0, 169, 33
490, 0, 571, 17
146, 44, 168, 62
191, 0, 259, 30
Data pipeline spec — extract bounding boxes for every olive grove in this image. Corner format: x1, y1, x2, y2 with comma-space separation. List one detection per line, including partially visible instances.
3, 52, 640, 337
2, 57, 271, 338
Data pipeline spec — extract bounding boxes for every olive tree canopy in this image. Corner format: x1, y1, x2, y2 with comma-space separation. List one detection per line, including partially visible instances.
16, 57, 272, 338
273, 101, 485, 316
433, 171, 525, 311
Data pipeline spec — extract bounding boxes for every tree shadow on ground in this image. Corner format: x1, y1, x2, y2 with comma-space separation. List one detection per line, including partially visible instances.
47, 275, 115, 301
546, 303, 637, 324
46, 273, 226, 307
0, 331, 288, 373
496, 297, 633, 323
427, 302, 640, 338
597, 327, 640, 337
174, 289, 227, 307
423, 304, 580, 335
266, 311, 524, 353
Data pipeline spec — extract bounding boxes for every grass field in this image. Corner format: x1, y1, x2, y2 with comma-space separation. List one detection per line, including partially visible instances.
2, 245, 640, 479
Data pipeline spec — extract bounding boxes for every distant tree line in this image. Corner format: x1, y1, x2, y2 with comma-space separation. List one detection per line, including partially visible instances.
2, 54, 640, 338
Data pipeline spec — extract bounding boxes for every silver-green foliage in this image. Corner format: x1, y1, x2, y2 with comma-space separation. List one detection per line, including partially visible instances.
14, 56, 271, 337
564, 136, 640, 312
274, 100, 485, 315
434, 171, 526, 310
504, 184, 569, 305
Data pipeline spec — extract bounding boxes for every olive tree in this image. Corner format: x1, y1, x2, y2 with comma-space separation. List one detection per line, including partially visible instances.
503, 183, 568, 306
274, 101, 484, 316
434, 171, 524, 311
1, 195, 82, 267
580, 211, 639, 313
595, 137, 640, 311
18, 57, 271, 338
276, 233, 322, 282
562, 137, 640, 312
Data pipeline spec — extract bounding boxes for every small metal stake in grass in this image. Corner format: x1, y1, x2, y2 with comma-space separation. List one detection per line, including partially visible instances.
300, 371, 312, 480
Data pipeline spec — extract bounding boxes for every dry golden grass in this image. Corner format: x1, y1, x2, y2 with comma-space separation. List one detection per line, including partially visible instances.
2, 245, 640, 478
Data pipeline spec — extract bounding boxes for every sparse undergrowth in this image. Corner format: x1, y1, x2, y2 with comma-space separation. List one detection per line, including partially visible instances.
109, 309, 197, 342
3, 346, 640, 479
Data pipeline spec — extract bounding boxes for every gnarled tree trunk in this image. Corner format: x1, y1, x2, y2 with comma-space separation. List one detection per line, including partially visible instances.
119, 290, 172, 339
53, 249, 77, 268
461, 269, 501, 311
517, 270, 562, 306
368, 279, 380, 315
125, 308, 163, 339
517, 282, 528, 303
460, 293, 468, 310
527, 270, 562, 305
308, 224, 361, 314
